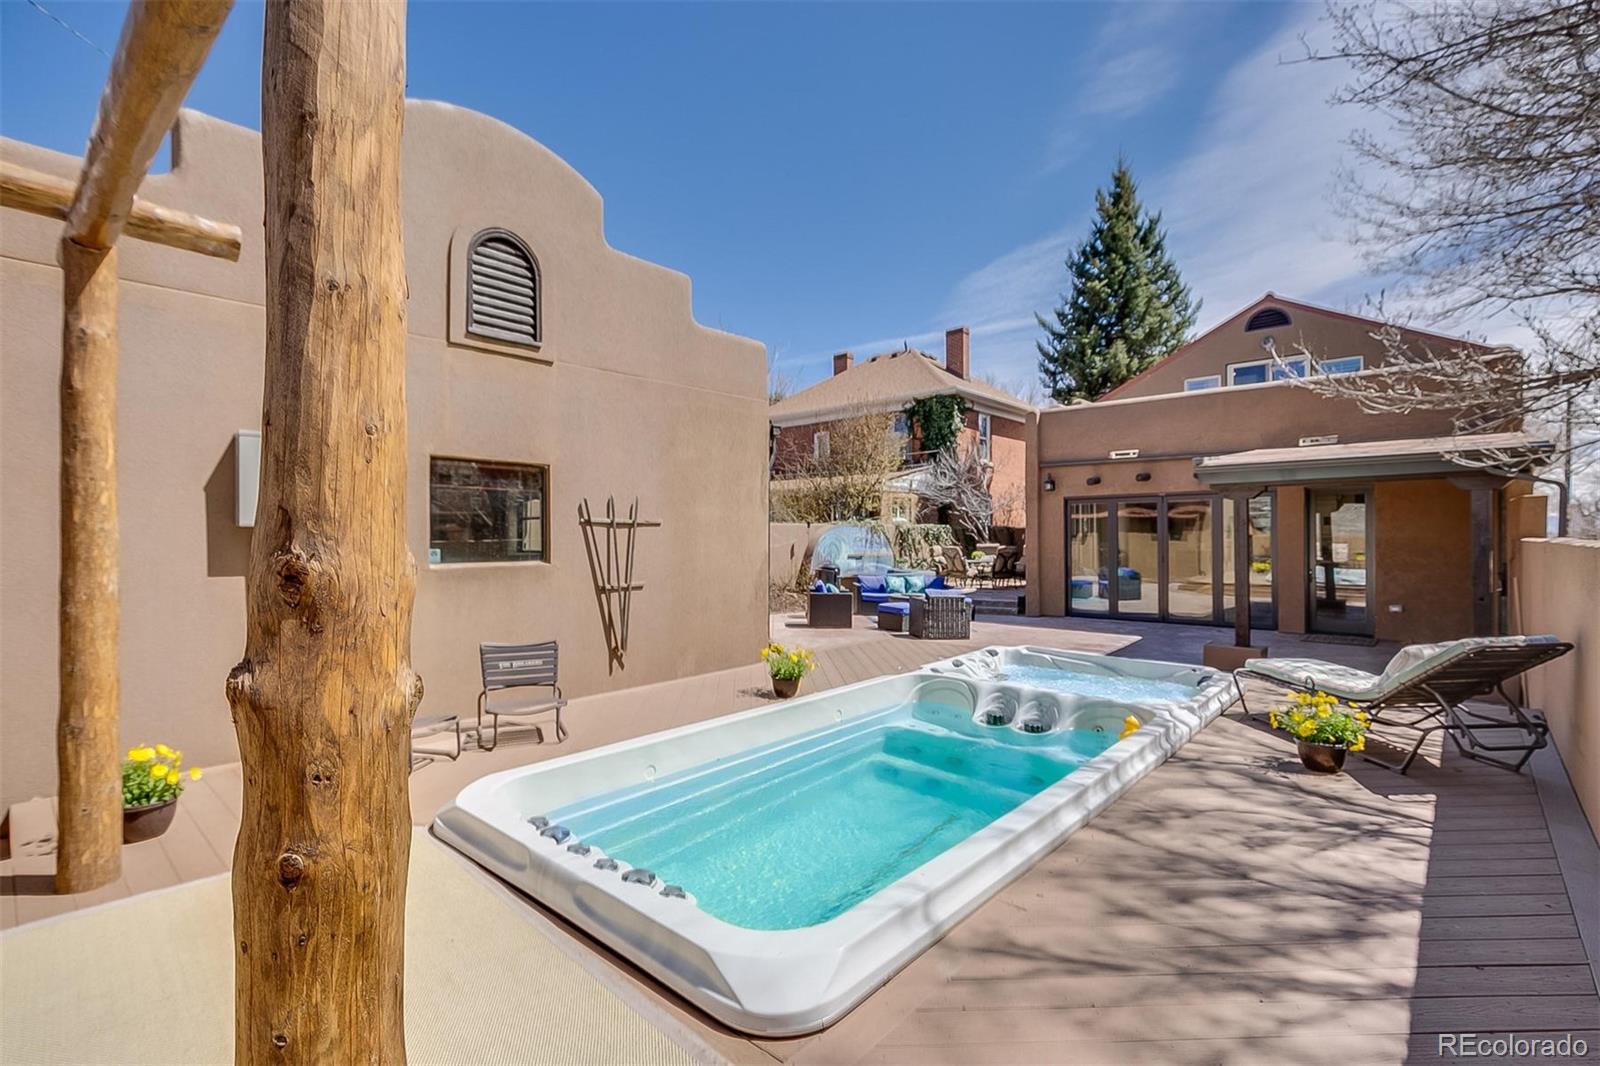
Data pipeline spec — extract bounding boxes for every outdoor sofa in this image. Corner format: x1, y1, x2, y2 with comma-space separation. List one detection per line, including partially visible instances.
854, 570, 958, 614
1235, 635, 1572, 774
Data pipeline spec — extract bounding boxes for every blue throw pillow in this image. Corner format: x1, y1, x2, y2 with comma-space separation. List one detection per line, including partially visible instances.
825, 583, 840, 593
886, 575, 908, 594
905, 573, 926, 594
858, 574, 886, 593
813, 580, 826, 592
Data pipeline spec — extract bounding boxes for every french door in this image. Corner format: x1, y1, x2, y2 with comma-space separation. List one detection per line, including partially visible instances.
1066, 493, 1276, 627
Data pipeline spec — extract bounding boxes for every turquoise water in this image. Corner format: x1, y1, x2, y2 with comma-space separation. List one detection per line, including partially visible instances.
997, 664, 1195, 702
550, 706, 1114, 930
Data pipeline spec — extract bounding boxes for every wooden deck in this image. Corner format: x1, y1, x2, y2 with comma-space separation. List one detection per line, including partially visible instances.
4, 614, 1596, 1064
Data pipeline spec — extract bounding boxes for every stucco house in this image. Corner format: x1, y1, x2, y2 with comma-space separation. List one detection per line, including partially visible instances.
769, 327, 1034, 534
1024, 294, 1550, 643
0, 104, 768, 810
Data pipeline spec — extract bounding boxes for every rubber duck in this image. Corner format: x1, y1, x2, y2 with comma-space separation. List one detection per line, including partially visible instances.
1119, 715, 1142, 740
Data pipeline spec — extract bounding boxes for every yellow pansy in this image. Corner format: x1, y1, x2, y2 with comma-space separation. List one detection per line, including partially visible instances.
189, 767, 203, 781
166, 771, 180, 786
151, 763, 169, 778
1350, 736, 1366, 752
156, 743, 174, 758
1296, 721, 1316, 738
127, 746, 155, 763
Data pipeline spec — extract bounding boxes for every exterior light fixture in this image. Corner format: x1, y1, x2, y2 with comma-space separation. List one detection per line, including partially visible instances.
1135, 471, 1152, 482
1043, 474, 1056, 492
1085, 475, 1101, 486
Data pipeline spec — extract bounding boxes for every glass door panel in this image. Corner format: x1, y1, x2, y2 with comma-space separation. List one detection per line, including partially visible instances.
1067, 501, 1110, 614
1309, 491, 1371, 635
1115, 500, 1161, 616
1165, 498, 1216, 621
1223, 493, 1276, 628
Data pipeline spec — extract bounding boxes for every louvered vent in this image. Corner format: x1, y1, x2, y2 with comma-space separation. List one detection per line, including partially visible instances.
1245, 307, 1291, 331
467, 230, 539, 346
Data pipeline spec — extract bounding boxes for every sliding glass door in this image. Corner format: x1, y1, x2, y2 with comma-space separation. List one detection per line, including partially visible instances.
1066, 493, 1276, 627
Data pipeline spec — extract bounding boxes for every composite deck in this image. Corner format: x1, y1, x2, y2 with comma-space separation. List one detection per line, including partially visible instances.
3, 614, 1596, 1064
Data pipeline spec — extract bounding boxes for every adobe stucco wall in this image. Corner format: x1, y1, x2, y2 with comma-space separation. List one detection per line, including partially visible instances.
1514, 538, 1600, 842
0, 105, 767, 808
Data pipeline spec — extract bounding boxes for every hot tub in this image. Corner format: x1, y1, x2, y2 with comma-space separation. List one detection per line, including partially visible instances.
433, 648, 1234, 1035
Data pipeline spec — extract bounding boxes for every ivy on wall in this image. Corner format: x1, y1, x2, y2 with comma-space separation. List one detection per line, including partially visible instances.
903, 395, 968, 455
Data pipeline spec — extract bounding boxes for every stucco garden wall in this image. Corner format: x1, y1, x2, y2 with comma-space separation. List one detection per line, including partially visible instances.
1514, 537, 1600, 841
0, 104, 767, 808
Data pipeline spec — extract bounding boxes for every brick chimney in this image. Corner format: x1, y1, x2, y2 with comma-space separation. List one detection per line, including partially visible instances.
945, 326, 970, 379
832, 351, 853, 376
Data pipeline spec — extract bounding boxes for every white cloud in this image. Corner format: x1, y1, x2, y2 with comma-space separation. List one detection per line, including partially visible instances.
1078, 44, 1183, 120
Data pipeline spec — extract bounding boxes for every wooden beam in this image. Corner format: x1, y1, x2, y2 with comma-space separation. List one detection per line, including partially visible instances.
227, 0, 415, 1061
1470, 487, 1495, 637
2, 162, 241, 260
49, 0, 230, 894
1232, 493, 1253, 648
65, 0, 232, 251
55, 240, 122, 895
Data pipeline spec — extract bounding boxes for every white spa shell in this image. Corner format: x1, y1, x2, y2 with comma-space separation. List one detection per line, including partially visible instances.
433, 647, 1236, 1035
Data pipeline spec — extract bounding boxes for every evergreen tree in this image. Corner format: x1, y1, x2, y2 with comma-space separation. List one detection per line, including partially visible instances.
1037, 161, 1198, 402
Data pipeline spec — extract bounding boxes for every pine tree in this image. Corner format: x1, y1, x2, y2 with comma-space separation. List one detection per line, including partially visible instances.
1037, 161, 1198, 403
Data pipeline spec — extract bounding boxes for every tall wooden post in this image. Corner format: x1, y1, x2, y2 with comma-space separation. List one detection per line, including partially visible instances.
51, 0, 232, 894
55, 240, 122, 893
1231, 491, 1254, 648
226, 1, 416, 1061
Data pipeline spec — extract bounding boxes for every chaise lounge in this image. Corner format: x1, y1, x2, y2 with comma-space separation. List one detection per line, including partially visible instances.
1235, 635, 1573, 773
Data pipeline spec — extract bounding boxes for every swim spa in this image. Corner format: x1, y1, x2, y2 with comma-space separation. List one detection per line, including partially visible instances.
433, 647, 1234, 1035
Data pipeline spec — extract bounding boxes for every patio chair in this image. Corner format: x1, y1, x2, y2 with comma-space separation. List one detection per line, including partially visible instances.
807, 583, 853, 628
409, 711, 461, 772
477, 640, 568, 751
1235, 635, 1572, 774
910, 592, 971, 640
939, 545, 970, 586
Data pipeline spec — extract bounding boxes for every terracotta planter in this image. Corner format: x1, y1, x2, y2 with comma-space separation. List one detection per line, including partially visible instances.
771, 675, 801, 699
123, 797, 178, 843
1296, 740, 1348, 774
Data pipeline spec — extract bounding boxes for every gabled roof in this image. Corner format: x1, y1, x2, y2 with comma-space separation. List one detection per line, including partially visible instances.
1099, 293, 1496, 401
769, 347, 1034, 425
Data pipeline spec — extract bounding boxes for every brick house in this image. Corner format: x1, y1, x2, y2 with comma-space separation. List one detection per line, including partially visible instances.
770, 327, 1035, 533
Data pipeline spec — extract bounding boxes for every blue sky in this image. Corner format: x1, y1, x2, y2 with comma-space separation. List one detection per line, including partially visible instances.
2, 1, 1448, 395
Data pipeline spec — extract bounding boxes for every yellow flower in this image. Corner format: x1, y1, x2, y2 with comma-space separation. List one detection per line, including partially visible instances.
151, 763, 169, 778
189, 767, 203, 781
156, 743, 174, 758
1350, 736, 1366, 752
127, 746, 155, 763
1295, 692, 1312, 705
1296, 721, 1316, 738
1317, 708, 1330, 718
166, 771, 180, 786
1268, 712, 1280, 729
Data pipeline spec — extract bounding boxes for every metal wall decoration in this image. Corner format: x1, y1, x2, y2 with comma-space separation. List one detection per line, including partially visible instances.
578, 496, 661, 671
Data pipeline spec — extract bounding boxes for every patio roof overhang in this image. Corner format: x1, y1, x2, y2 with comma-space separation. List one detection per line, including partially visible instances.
1192, 431, 1554, 489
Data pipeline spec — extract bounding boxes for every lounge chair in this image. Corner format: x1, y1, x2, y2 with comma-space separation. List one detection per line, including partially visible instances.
477, 640, 569, 751
1235, 635, 1572, 773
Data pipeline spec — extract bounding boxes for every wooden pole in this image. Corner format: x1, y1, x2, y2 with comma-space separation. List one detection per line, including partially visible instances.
227, 1, 415, 1061
2, 162, 242, 260
50, 0, 231, 895
1232, 493, 1253, 648
55, 240, 122, 894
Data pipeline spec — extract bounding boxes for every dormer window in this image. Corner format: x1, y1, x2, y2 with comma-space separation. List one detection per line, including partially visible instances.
466, 229, 540, 347
1245, 307, 1291, 331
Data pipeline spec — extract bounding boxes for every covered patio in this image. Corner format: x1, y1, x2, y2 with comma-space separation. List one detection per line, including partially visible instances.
5, 614, 1595, 1064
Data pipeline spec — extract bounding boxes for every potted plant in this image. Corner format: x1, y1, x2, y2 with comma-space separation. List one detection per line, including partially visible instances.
761, 642, 816, 699
122, 743, 202, 843
1268, 692, 1369, 773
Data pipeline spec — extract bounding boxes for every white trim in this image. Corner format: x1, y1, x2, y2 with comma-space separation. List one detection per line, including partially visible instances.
813, 430, 830, 459
1320, 355, 1364, 376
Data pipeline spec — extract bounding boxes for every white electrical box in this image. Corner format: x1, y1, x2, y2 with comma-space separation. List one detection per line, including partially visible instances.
235, 430, 261, 527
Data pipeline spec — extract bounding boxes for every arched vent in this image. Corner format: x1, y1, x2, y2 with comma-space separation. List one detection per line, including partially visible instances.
467, 229, 540, 347
1245, 307, 1291, 331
